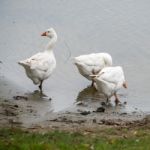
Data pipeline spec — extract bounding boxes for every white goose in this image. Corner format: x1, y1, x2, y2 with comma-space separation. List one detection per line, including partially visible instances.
18, 28, 57, 92
91, 66, 127, 104
74, 53, 112, 86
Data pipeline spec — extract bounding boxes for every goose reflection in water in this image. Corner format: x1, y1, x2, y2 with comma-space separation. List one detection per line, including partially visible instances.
23, 90, 53, 114
76, 86, 127, 113
76, 86, 106, 102
25, 90, 51, 101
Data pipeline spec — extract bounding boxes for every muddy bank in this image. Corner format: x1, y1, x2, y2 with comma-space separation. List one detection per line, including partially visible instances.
0, 95, 149, 132
31, 113, 150, 133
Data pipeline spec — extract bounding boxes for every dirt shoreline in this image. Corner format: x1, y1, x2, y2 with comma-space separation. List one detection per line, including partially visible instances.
0, 97, 150, 132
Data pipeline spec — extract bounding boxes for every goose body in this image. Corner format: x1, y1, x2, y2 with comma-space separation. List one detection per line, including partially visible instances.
93, 66, 127, 104
74, 53, 112, 85
18, 28, 57, 91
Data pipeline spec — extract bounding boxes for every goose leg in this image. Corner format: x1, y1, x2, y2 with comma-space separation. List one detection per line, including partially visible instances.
114, 92, 120, 105
91, 69, 95, 87
39, 80, 43, 92
106, 97, 109, 103
91, 80, 95, 87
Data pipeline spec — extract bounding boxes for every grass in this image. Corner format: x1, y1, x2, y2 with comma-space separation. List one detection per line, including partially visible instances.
0, 127, 150, 150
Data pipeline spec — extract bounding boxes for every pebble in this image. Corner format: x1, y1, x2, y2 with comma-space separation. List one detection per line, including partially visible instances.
80, 111, 91, 115
95, 107, 105, 113
49, 98, 52, 101
101, 102, 106, 106
120, 112, 127, 115
124, 101, 127, 105
13, 96, 28, 101
14, 105, 19, 108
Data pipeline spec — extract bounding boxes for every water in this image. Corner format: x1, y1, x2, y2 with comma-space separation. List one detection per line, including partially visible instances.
0, 0, 150, 113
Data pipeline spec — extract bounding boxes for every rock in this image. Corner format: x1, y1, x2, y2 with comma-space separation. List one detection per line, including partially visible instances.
14, 105, 19, 108
13, 96, 28, 101
120, 112, 127, 115
95, 107, 105, 113
101, 102, 106, 106
80, 111, 91, 115
123, 101, 127, 105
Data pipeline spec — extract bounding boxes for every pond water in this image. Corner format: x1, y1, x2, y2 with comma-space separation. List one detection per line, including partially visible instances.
0, 0, 150, 113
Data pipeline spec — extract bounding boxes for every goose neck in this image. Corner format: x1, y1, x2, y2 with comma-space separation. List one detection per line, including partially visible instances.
46, 34, 57, 50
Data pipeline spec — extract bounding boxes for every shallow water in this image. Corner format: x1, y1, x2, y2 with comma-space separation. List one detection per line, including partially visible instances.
0, 0, 150, 113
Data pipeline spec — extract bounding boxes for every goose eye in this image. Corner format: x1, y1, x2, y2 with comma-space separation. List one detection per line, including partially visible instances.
47, 31, 50, 33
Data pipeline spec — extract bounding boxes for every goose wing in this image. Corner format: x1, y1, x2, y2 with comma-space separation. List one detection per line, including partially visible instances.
19, 52, 55, 72
99, 66, 125, 85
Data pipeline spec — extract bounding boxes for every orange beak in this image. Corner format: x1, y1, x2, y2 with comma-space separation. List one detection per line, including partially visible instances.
123, 82, 127, 88
41, 32, 47, 36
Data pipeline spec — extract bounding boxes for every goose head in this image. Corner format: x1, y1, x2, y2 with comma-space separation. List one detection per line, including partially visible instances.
41, 28, 57, 50
41, 28, 57, 40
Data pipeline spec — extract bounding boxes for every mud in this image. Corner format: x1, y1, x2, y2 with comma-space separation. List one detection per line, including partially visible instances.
0, 94, 149, 132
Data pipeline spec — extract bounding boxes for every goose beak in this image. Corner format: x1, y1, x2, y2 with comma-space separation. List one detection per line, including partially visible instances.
41, 32, 47, 36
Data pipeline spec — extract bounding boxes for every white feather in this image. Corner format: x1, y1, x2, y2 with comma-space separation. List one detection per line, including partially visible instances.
94, 66, 126, 99
74, 53, 112, 81
18, 28, 57, 87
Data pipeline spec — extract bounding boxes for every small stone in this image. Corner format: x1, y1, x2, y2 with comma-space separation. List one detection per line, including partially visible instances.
13, 96, 28, 101
124, 101, 127, 105
14, 105, 19, 108
95, 107, 105, 112
101, 102, 106, 106
120, 112, 127, 115
49, 98, 52, 101
80, 111, 91, 115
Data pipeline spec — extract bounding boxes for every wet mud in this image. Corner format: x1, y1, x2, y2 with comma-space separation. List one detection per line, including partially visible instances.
0, 88, 149, 131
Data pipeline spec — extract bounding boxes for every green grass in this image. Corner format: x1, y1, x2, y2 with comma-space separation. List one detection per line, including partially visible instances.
0, 127, 150, 150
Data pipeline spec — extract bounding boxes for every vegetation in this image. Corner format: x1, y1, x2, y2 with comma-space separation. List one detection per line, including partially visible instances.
0, 127, 150, 150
